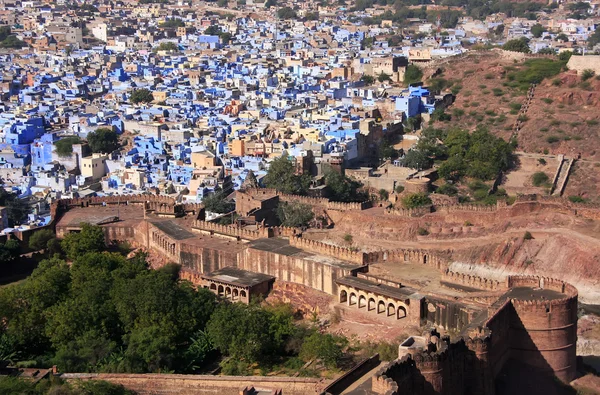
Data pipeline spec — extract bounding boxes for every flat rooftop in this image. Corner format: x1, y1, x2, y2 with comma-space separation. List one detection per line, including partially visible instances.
201, 266, 275, 287
503, 286, 567, 301
248, 238, 361, 271
149, 220, 195, 240
56, 205, 145, 227
336, 275, 418, 301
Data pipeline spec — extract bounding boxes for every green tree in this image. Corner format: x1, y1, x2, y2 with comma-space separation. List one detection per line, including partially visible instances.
299, 332, 345, 368
55, 136, 82, 158
277, 7, 297, 19
402, 192, 432, 208
61, 224, 106, 260
401, 150, 429, 170
530, 24, 544, 38
361, 75, 375, 85
129, 88, 154, 104
87, 128, 120, 154
29, 229, 55, 251
378, 72, 392, 82
276, 202, 314, 227
160, 19, 185, 28
154, 42, 179, 52
202, 190, 235, 213
502, 37, 530, 53
0, 239, 20, 264
403, 64, 423, 85
556, 33, 569, 43
206, 303, 283, 363
263, 155, 311, 195
323, 167, 365, 202
204, 25, 222, 36
0, 33, 26, 49
0, 189, 29, 226
588, 29, 600, 48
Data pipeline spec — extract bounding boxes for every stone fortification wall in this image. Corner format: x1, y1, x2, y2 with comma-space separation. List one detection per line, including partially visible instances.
364, 248, 449, 270
237, 245, 357, 295
191, 220, 271, 240
385, 205, 432, 217
442, 270, 505, 291
60, 373, 323, 395
244, 188, 371, 211
373, 276, 578, 394
372, 336, 493, 395
289, 236, 366, 265
504, 276, 578, 382
567, 55, 600, 75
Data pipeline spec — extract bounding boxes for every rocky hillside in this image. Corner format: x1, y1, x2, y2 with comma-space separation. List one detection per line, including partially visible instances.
424, 50, 600, 198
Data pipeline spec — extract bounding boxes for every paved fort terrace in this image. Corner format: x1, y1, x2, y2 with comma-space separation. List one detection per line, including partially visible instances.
47, 191, 581, 395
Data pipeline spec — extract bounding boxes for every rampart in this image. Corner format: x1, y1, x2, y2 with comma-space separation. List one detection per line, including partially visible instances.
289, 236, 366, 265
372, 335, 493, 395
364, 248, 449, 270
60, 373, 323, 395
372, 275, 578, 394
442, 270, 505, 291
191, 220, 271, 240
566, 54, 600, 75
244, 188, 371, 211
385, 205, 432, 217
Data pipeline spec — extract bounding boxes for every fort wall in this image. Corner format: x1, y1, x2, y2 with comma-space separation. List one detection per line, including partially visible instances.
289, 236, 366, 265
244, 188, 371, 211
237, 246, 356, 295
60, 373, 323, 395
191, 220, 271, 240
441, 270, 505, 291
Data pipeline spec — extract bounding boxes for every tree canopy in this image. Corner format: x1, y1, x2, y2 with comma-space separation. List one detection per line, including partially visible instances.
202, 190, 235, 214
323, 167, 366, 202
129, 88, 154, 104
404, 64, 423, 85
438, 127, 513, 180
87, 128, 120, 154
502, 37, 530, 53
55, 136, 82, 158
0, 189, 29, 226
276, 201, 314, 228
263, 156, 311, 195
277, 7, 297, 19
0, 224, 356, 376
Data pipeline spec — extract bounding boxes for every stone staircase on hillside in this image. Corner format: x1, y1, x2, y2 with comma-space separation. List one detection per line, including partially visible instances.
551, 155, 574, 196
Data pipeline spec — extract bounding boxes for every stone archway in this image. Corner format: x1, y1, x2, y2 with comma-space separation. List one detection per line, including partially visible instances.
387, 303, 396, 317
368, 298, 376, 311
240, 290, 247, 298
233, 289, 239, 301
349, 293, 357, 306
225, 287, 231, 298
358, 295, 367, 309
210, 283, 217, 290
397, 306, 407, 319
340, 290, 348, 303
378, 301, 386, 314
218, 285, 224, 296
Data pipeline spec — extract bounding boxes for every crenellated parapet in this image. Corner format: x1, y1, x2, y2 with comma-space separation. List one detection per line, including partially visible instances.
242, 188, 370, 211
364, 248, 450, 270
371, 356, 413, 395
288, 236, 366, 264
442, 270, 505, 291
51, 195, 203, 220
385, 205, 432, 217
434, 202, 503, 213
191, 220, 270, 240
272, 226, 300, 238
